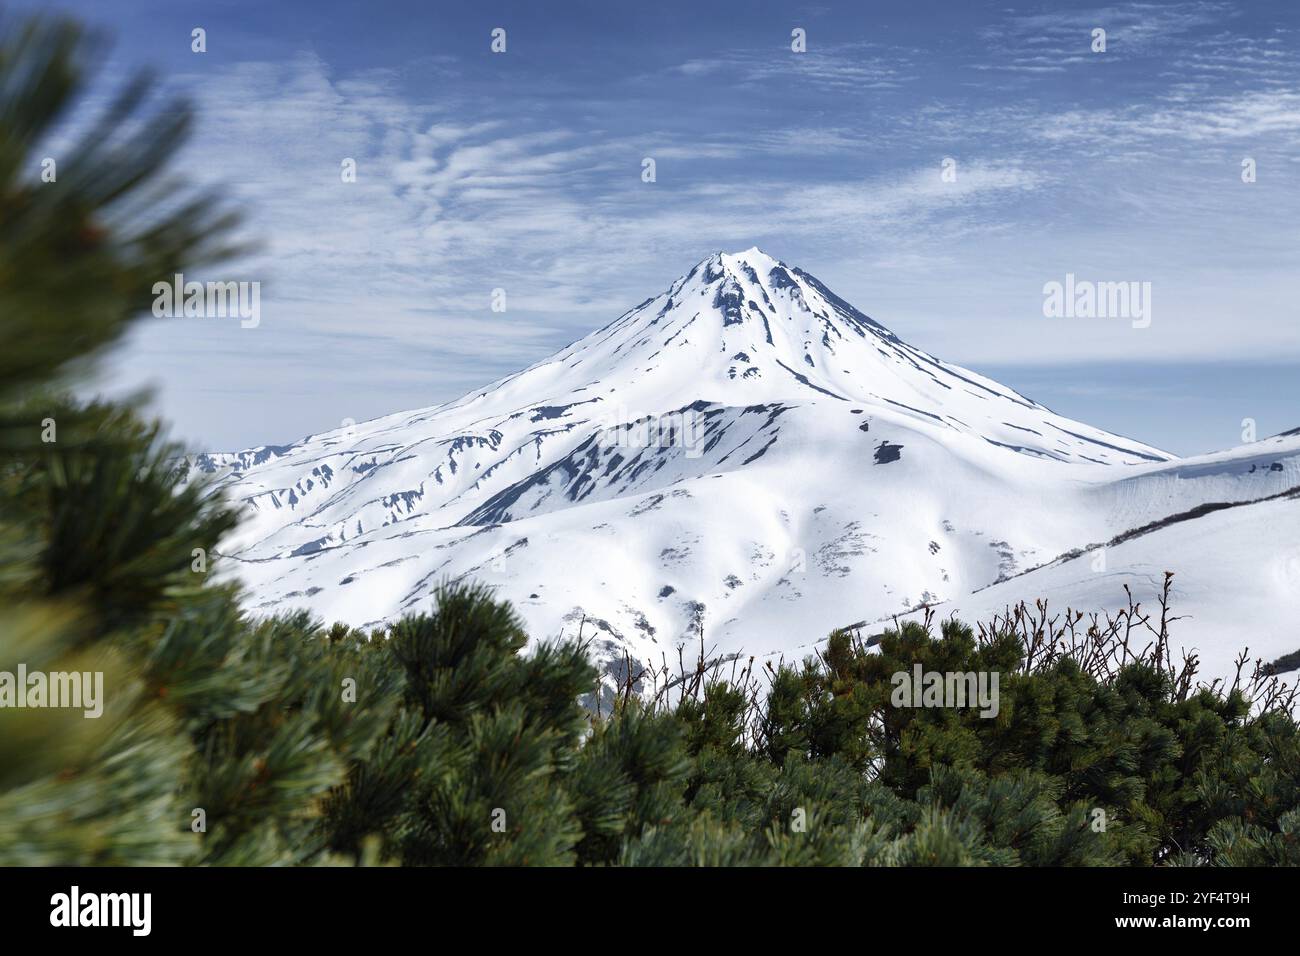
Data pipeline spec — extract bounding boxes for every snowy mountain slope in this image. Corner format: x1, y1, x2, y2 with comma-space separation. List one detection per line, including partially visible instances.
946, 483, 1300, 679
185, 248, 1299, 685
1079, 429, 1300, 533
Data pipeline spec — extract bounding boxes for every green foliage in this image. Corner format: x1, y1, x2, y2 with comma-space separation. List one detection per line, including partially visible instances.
0, 15, 240, 400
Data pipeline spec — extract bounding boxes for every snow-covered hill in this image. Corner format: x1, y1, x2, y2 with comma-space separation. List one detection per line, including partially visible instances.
952, 483, 1300, 680
185, 249, 1300, 685
907, 431, 1300, 677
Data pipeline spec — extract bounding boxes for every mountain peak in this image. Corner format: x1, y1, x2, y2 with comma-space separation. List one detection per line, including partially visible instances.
529, 249, 1171, 465
671, 246, 892, 353
685, 247, 783, 281
719, 245, 780, 269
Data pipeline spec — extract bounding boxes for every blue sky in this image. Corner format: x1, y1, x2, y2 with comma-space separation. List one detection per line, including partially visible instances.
28, 0, 1300, 454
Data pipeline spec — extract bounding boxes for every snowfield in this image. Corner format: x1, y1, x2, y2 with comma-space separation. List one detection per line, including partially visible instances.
183, 249, 1300, 687
954, 485, 1300, 680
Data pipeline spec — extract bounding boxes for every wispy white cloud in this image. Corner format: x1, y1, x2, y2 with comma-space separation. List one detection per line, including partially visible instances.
975, 1, 1238, 73
669, 41, 914, 91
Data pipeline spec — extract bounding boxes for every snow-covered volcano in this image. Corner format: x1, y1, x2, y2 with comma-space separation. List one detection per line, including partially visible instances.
187, 249, 1300, 683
